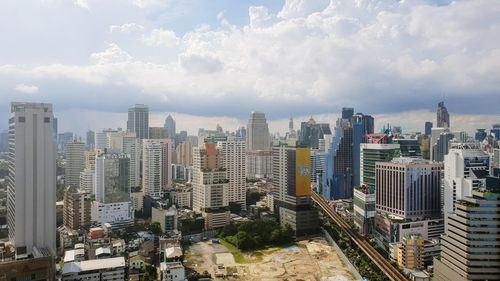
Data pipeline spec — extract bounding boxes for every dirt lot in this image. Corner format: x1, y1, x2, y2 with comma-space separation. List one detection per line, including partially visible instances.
185, 238, 356, 281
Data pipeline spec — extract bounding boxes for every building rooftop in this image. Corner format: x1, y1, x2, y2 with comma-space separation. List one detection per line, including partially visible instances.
64, 249, 85, 263
62, 257, 125, 274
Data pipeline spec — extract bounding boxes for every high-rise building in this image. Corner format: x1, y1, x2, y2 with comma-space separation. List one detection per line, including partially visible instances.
322, 118, 353, 200
65, 142, 85, 188
122, 133, 141, 189
272, 144, 318, 236
142, 139, 174, 197
491, 124, 500, 140
436, 101, 450, 128
63, 186, 91, 230
246, 111, 270, 151
390, 235, 440, 270
0, 129, 8, 152
164, 114, 176, 139
86, 130, 94, 150
192, 142, 230, 229
352, 113, 375, 186
392, 138, 421, 157
353, 185, 375, 236
360, 143, 401, 190
79, 169, 94, 194
443, 144, 490, 216
127, 104, 149, 139
425, 121, 433, 136
375, 158, 443, 219
430, 127, 454, 162
246, 150, 273, 179
342, 107, 354, 120
149, 127, 168, 139
298, 117, 331, 149
474, 129, 487, 142
53, 117, 58, 142
217, 140, 246, 206
94, 154, 131, 203
57, 132, 74, 152
434, 176, 500, 281
7, 102, 56, 255
289, 116, 294, 131
92, 153, 133, 229
176, 141, 193, 166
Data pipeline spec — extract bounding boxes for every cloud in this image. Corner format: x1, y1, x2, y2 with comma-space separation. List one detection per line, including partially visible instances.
132, 0, 168, 9
0, 0, 499, 130
109, 23, 144, 33
141, 29, 179, 48
74, 0, 89, 10
178, 52, 223, 74
14, 83, 39, 94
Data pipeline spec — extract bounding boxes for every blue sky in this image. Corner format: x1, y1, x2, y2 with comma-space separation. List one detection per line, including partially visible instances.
0, 0, 499, 135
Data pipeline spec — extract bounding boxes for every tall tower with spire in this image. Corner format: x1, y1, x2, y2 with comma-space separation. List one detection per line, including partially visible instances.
437, 101, 450, 128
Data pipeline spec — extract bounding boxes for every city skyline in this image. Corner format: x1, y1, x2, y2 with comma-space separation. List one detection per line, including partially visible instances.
0, 0, 499, 135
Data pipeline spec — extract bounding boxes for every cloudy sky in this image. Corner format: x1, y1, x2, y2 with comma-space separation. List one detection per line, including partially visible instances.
0, 0, 499, 136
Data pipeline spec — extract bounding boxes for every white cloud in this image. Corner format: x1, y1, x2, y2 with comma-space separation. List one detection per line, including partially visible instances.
132, 0, 167, 9
109, 23, 144, 33
0, 0, 499, 127
14, 83, 39, 94
74, 0, 89, 10
141, 29, 179, 48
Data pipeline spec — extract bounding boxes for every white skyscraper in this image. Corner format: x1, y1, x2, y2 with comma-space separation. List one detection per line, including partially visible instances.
142, 139, 174, 197
217, 140, 246, 205
443, 144, 490, 216
65, 142, 85, 188
246, 111, 271, 151
122, 133, 141, 189
7, 102, 56, 255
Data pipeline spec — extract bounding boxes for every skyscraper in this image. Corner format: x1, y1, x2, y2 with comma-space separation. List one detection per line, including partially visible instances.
375, 158, 443, 219
436, 101, 450, 128
176, 141, 193, 166
352, 113, 375, 186
246, 111, 271, 151
164, 114, 176, 139
322, 118, 353, 200
434, 176, 500, 281
86, 130, 95, 149
360, 143, 401, 189
142, 139, 174, 197
92, 153, 133, 229
272, 144, 318, 236
94, 154, 131, 203
217, 140, 246, 206
7, 102, 56, 255
65, 141, 86, 188
127, 104, 149, 139
342, 107, 354, 120
298, 117, 331, 149
425, 121, 433, 136
430, 127, 454, 162
443, 144, 490, 216
192, 142, 230, 229
149, 127, 167, 139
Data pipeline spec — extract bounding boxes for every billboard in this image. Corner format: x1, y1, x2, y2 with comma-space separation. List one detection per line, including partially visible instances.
295, 147, 311, 196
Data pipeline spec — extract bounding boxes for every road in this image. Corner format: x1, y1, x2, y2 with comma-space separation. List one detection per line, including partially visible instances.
311, 191, 408, 281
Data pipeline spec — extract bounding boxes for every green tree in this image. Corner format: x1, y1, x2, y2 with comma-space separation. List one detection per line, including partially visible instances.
148, 222, 162, 236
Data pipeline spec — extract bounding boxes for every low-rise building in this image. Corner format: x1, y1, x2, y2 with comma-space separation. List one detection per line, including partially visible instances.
389, 235, 440, 270
91, 201, 134, 230
152, 205, 178, 233
0, 247, 55, 281
160, 261, 186, 281
62, 257, 126, 281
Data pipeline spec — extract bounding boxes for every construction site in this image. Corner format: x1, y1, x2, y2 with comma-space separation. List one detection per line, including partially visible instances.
185, 237, 357, 281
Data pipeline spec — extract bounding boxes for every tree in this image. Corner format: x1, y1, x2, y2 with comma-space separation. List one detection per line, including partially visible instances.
148, 222, 162, 236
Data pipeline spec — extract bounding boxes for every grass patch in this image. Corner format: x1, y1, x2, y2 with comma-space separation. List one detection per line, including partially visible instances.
219, 239, 264, 264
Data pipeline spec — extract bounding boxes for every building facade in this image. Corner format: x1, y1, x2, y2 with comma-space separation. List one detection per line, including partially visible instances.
63, 187, 91, 230
7, 102, 56, 255
65, 142, 85, 188
127, 104, 149, 139
434, 177, 500, 281
142, 139, 174, 197
375, 158, 443, 219
217, 140, 246, 206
